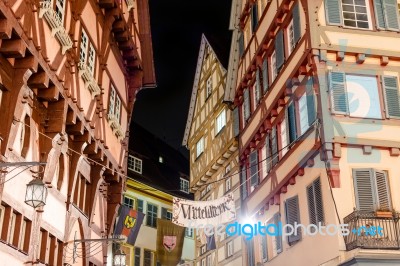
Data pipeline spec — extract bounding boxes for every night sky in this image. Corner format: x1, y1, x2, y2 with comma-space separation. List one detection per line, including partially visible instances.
132, 0, 232, 156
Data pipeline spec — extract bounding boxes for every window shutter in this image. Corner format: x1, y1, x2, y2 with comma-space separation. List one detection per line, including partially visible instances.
251, 4, 259, 32
265, 133, 271, 173
382, 76, 400, 118
239, 33, 244, 57
285, 195, 301, 244
374, 0, 386, 29
271, 126, 279, 166
288, 103, 297, 143
262, 58, 269, 94
324, 0, 342, 25
244, 89, 251, 120
250, 151, 259, 187
240, 167, 247, 200
314, 178, 324, 223
305, 79, 316, 126
293, 2, 301, 43
329, 71, 349, 114
255, 68, 261, 103
353, 169, 375, 211
261, 229, 268, 261
275, 30, 285, 70
307, 184, 316, 225
233, 107, 240, 137
383, 0, 400, 30
161, 207, 168, 219
375, 170, 391, 210
273, 213, 282, 253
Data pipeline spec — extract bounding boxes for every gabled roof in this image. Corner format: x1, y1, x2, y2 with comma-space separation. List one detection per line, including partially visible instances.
129, 122, 193, 199
182, 34, 227, 147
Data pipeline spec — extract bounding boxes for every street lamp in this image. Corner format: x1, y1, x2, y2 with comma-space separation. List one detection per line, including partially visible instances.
113, 248, 126, 266
24, 178, 48, 208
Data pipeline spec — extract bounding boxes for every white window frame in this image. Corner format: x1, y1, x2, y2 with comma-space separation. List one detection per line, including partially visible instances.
226, 240, 234, 258
108, 85, 122, 122
87, 44, 96, 75
180, 178, 190, 194
341, 0, 371, 30
128, 155, 142, 174
55, 0, 66, 23
287, 19, 295, 55
196, 137, 204, 158
298, 92, 309, 135
271, 51, 277, 81
123, 195, 135, 209
215, 109, 226, 134
206, 76, 212, 99
79, 29, 88, 63
146, 203, 158, 228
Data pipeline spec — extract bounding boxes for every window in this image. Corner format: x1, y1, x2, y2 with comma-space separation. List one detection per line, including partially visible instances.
196, 137, 204, 158
137, 199, 144, 213
375, 0, 400, 30
226, 240, 234, 258
200, 245, 206, 255
287, 102, 297, 144
280, 115, 289, 157
108, 85, 122, 122
270, 51, 277, 81
260, 223, 268, 262
206, 254, 212, 266
19, 218, 30, 252
144, 250, 153, 266
87, 44, 96, 75
123, 196, 135, 209
225, 178, 231, 193
185, 228, 193, 238
240, 166, 247, 200
55, 0, 65, 22
243, 88, 250, 121
353, 169, 391, 211
80, 29, 88, 63
216, 109, 226, 134
271, 126, 279, 166
201, 189, 206, 198
264, 132, 272, 174
329, 72, 382, 119
249, 151, 259, 189
298, 93, 309, 135
238, 33, 244, 57
7, 212, 16, 244
161, 207, 173, 220
307, 178, 325, 227
79, 28, 96, 74
128, 155, 142, 174
325, 0, 371, 29
146, 203, 158, 228
247, 239, 255, 266
382, 76, 400, 119
255, 69, 261, 104
201, 258, 206, 266
180, 178, 190, 193
285, 195, 301, 245
262, 58, 269, 94
134, 247, 141, 266
206, 76, 212, 99
287, 19, 295, 55
206, 184, 212, 193
251, 2, 259, 32
269, 213, 282, 257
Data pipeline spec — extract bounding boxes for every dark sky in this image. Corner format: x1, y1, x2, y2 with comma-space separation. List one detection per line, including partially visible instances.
132, 0, 232, 156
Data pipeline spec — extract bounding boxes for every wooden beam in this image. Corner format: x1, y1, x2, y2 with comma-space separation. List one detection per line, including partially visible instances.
115, 31, 129, 42
37, 85, 59, 101
66, 120, 84, 135
27, 71, 49, 89
98, 0, 115, 8
45, 98, 67, 133
14, 55, 38, 72
0, 19, 12, 39
112, 20, 126, 32
0, 39, 26, 58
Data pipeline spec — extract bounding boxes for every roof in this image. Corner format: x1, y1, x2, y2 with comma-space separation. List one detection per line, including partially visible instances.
181, 34, 227, 147
128, 122, 193, 199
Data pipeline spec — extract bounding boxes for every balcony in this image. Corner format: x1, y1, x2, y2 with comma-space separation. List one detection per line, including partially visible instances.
107, 113, 124, 140
38, 0, 72, 54
78, 62, 101, 98
344, 210, 400, 251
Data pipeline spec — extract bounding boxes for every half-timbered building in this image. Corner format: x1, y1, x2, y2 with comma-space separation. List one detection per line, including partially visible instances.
231, 0, 400, 265
0, 0, 155, 265
183, 34, 243, 266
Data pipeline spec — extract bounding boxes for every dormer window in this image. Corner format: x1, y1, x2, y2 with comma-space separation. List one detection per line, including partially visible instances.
128, 155, 142, 174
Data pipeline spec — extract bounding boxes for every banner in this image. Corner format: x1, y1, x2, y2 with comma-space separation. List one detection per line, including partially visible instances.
172, 193, 236, 227
114, 205, 145, 245
156, 219, 185, 266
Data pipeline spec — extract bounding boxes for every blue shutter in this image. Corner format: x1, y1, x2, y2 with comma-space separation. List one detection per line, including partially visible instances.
306, 78, 316, 125
285, 195, 301, 244
325, 0, 342, 25
233, 107, 240, 137
329, 71, 348, 114
262, 58, 269, 94
293, 2, 301, 43
374, 0, 386, 29
307, 178, 324, 225
273, 213, 282, 253
288, 103, 297, 143
250, 151, 259, 187
383, 76, 400, 118
383, 0, 400, 30
275, 30, 285, 70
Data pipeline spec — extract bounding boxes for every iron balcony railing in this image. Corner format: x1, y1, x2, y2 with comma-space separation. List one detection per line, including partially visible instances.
344, 210, 400, 251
